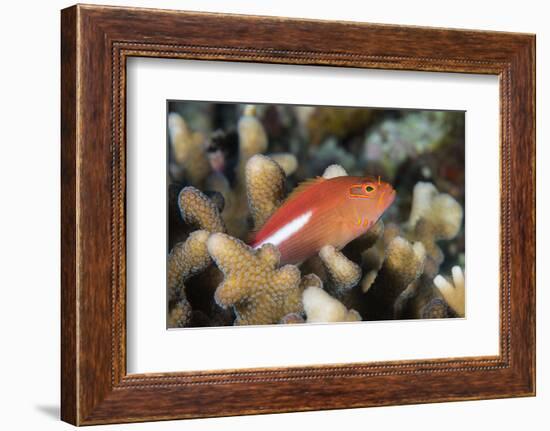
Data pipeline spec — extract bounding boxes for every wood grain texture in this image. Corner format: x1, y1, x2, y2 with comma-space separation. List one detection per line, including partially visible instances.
60, 4, 536, 425
60, 6, 78, 425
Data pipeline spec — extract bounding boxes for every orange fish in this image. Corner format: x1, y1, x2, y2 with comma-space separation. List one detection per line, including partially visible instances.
249, 175, 396, 265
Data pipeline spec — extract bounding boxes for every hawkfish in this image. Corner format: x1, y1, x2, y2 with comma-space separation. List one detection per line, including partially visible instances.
249, 175, 396, 265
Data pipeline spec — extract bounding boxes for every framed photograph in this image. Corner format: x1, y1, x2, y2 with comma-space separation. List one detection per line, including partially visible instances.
61, 4, 535, 425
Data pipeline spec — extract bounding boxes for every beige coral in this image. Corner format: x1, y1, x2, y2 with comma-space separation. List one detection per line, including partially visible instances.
178, 186, 226, 233
434, 265, 465, 317
168, 112, 210, 185
217, 105, 271, 237
319, 245, 362, 292
238, 105, 268, 161
268, 153, 298, 176
405, 182, 463, 276
245, 154, 286, 229
384, 237, 426, 288
303, 285, 361, 323
322, 164, 348, 179
407, 182, 463, 238
207, 233, 303, 325
358, 224, 386, 293
167, 230, 212, 327
363, 236, 426, 320
167, 300, 192, 328
300, 273, 323, 290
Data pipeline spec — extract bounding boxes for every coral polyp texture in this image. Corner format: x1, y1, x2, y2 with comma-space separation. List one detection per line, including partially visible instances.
404, 182, 463, 277
319, 245, 362, 293
207, 233, 303, 325
245, 154, 286, 229
167, 230, 211, 327
167, 101, 465, 327
178, 186, 226, 233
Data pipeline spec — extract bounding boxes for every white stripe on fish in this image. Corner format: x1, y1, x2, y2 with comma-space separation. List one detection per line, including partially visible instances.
253, 211, 313, 249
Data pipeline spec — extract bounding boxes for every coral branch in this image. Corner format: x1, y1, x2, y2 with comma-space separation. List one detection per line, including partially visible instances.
434, 265, 465, 317
168, 113, 210, 185
405, 182, 463, 277
363, 236, 426, 320
178, 186, 226, 233
238, 105, 268, 160
167, 300, 192, 328
207, 233, 303, 325
303, 285, 361, 323
246, 154, 286, 229
319, 245, 362, 293
322, 164, 348, 179
269, 153, 298, 176
167, 230, 212, 327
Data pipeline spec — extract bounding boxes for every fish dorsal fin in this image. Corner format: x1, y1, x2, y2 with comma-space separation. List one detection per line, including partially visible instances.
248, 176, 326, 246
282, 176, 326, 206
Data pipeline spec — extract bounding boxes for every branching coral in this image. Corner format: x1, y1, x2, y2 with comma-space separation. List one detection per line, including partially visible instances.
372, 182, 463, 320
300, 273, 323, 290
168, 300, 193, 328
238, 105, 269, 161
349, 221, 387, 298
394, 276, 453, 320
404, 182, 463, 277
167, 102, 465, 328
213, 105, 271, 237
303, 285, 361, 323
363, 236, 426, 320
167, 188, 228, 327
319, 245, 362, 293
245, 154, 286, 229
167, 230, 211, 327
322, 164, 348, 179
269, 153, 298, 176
207, 233, 303, 325
434, 265, 465, 317
168, 112, 211, 185
178, 186, 226, 233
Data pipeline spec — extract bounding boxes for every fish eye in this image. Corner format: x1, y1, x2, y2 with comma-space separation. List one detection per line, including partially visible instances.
364, 184, 376, 193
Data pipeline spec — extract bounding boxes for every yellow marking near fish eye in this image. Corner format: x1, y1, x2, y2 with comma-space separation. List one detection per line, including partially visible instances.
349, 182, 378, 198
364, 184, 376, 193
349, 184, 371, 198
376, 190, 386, 210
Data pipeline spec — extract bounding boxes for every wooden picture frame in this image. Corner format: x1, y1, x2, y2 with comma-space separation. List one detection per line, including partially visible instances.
61, 4, 535, 425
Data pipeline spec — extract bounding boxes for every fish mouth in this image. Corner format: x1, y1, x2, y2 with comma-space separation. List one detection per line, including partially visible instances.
389, 188, 397, 204
375, 186, 396, 212
381, 188, 396, 210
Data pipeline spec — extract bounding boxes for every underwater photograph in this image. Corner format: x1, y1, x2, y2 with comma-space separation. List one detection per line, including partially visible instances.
167, 101, 465, 328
